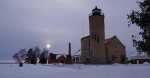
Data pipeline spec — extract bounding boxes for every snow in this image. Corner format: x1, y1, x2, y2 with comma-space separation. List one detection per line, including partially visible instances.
0, 64, 150, 78
0, 60, 16, 64
143, 62, 150, 64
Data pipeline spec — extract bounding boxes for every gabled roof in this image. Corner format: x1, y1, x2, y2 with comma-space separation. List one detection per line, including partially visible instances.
105, 36, 125, 48
81, 35, 90, 40
105, 37, 113, 45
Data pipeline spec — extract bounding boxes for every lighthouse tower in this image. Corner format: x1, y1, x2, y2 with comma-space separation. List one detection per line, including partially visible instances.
81, 6, 106, 64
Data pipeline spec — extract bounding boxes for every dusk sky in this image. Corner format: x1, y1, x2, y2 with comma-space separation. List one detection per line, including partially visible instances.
0, 0, 140, 60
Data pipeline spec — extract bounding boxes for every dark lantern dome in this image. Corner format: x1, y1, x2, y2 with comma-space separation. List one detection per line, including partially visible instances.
92, 6, 102, 16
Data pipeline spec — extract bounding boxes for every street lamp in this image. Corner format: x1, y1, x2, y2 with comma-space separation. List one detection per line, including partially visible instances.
46, 43, 51, 49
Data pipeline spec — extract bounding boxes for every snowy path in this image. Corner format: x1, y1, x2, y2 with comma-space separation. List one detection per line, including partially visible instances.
0, 64, 150, 78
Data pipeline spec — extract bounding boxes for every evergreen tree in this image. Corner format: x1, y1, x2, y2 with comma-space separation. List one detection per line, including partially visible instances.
25, 48, 33, 64
39, 49, 48, 64
128, 0, 150, 55
25, 47, 41, 64
34, 46, 41, 59
30, 50, 37, 64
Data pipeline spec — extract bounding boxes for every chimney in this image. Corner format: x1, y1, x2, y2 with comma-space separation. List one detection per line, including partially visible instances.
68, 42, 71, 55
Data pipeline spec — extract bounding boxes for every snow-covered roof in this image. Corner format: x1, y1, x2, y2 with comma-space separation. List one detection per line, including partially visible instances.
129, 56, 150, 60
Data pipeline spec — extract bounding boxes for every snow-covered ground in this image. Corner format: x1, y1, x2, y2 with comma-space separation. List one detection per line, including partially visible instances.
0, 64, 150, 78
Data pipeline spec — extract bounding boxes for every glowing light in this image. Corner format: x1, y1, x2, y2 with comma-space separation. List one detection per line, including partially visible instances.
46, 44, 51, 49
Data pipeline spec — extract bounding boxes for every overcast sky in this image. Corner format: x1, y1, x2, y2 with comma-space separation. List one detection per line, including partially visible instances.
0, 0, 140, 60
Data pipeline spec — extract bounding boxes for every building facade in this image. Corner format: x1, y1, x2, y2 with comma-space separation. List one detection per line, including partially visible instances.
81, 7, 126, 64
105, 36, 126, 63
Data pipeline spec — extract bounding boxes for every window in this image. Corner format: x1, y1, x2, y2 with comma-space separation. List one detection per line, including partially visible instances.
97, 36, 100, 43
91, 33, 100, 43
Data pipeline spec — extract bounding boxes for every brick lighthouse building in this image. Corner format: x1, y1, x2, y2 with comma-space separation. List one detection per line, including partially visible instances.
81, 6, 107, 64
